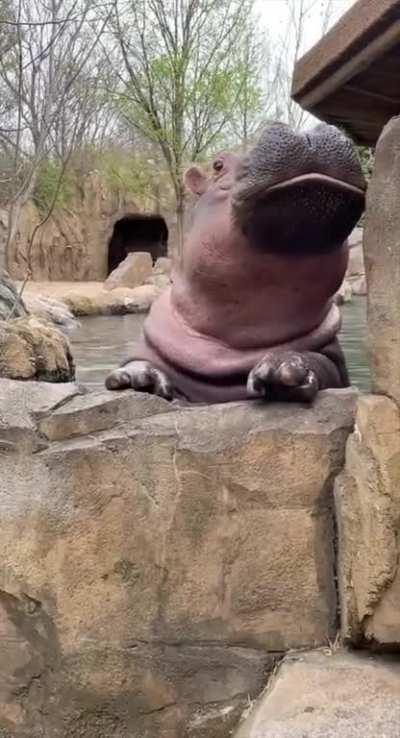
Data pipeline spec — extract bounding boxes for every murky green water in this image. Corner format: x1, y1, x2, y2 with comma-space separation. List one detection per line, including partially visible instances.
340, 297, 369, 392
72, 296, 370, 392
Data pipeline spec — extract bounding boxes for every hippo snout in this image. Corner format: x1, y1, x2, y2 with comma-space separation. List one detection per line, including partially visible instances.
232, 122, 366, 255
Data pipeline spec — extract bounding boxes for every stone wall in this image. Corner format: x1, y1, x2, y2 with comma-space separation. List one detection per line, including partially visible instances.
0, 382, 355, 737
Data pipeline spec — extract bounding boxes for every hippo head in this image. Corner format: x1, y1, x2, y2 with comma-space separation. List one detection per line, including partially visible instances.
184, 122, 366, 255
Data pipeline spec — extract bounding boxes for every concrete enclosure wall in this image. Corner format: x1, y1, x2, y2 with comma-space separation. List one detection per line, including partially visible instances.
0, 381, 355, 737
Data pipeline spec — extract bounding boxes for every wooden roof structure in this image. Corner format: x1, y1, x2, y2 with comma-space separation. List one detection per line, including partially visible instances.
292, 0, 400, 146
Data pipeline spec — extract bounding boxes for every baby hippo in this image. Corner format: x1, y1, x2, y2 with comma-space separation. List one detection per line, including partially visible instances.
106, 122, 366, 403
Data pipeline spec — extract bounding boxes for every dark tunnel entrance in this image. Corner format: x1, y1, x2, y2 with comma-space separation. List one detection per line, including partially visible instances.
107, 213, 169, 275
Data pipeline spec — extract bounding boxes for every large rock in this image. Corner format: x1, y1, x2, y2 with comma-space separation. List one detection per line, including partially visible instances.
364, 117, 400, 405
0, 315, 75, 382
235, 649, 400, 738
64, 283, 159, 315
0, 387, 355, 737
335, 394, 400, 646
104, 251, 153, 291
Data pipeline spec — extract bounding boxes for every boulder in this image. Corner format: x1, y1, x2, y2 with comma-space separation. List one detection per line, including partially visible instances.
0, 387, 355, 737
0, 315, 75, 383
335, 395, 400, 646
235, 649, 400, 738
104, 251, 153, 291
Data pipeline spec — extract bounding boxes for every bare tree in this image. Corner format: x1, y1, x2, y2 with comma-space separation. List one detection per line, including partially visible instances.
0, 0, 111, 269
268, 0, 334, 129
105, 0, 262, 256
220, 14, 269, 152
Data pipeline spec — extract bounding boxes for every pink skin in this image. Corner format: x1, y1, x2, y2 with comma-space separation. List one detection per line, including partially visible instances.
106, 151, 354, 403
172, 154, 347, 353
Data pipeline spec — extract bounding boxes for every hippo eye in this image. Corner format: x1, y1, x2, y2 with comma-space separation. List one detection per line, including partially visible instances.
213, 160, 223, 172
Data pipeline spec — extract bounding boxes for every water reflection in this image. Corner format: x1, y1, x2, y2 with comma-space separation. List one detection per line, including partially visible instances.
72, 296, 370, 393
73, 313, 144, 390
340, 297, 369, 392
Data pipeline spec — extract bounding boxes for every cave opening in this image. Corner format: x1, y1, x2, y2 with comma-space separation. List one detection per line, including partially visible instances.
107, 213, 169, 275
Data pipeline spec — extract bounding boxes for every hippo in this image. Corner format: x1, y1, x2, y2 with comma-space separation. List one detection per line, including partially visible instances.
105, 122, 366, 404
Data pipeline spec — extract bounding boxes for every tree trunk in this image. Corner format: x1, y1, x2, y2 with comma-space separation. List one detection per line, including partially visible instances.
175, 179, 185, 265
5, 173, 38, 274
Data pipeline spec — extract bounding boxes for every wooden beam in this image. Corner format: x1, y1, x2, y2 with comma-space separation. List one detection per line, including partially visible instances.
292, 0, 400, 101
295, 20, 400, 111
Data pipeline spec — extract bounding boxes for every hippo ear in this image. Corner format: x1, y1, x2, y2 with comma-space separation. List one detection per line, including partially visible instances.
184, 166, 208, 196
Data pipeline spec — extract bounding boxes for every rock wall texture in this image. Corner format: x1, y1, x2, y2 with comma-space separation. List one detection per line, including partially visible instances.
364, 117, 400, 405
335, 394, 400, 647
0, 384, 355, 737
335, 118, 400, 649
3, 174, 176, 283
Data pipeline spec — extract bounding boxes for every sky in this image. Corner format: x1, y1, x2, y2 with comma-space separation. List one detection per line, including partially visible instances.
255, 0, 356, 54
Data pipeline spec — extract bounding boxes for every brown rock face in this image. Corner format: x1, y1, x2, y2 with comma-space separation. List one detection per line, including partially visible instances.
0, 316, 74, 382
335, 394, 400, 646
104, 251, 153, 291
364, 116, 400, 405
7, 173, 175, 282
0, 385, 355, 737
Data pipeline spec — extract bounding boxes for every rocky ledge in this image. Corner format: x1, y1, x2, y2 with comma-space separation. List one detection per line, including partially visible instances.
0, 383, 356, 737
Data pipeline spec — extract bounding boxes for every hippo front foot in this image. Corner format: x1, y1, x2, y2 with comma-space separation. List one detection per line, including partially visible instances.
247, 351, 319, 403
105, 360, 174, 400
